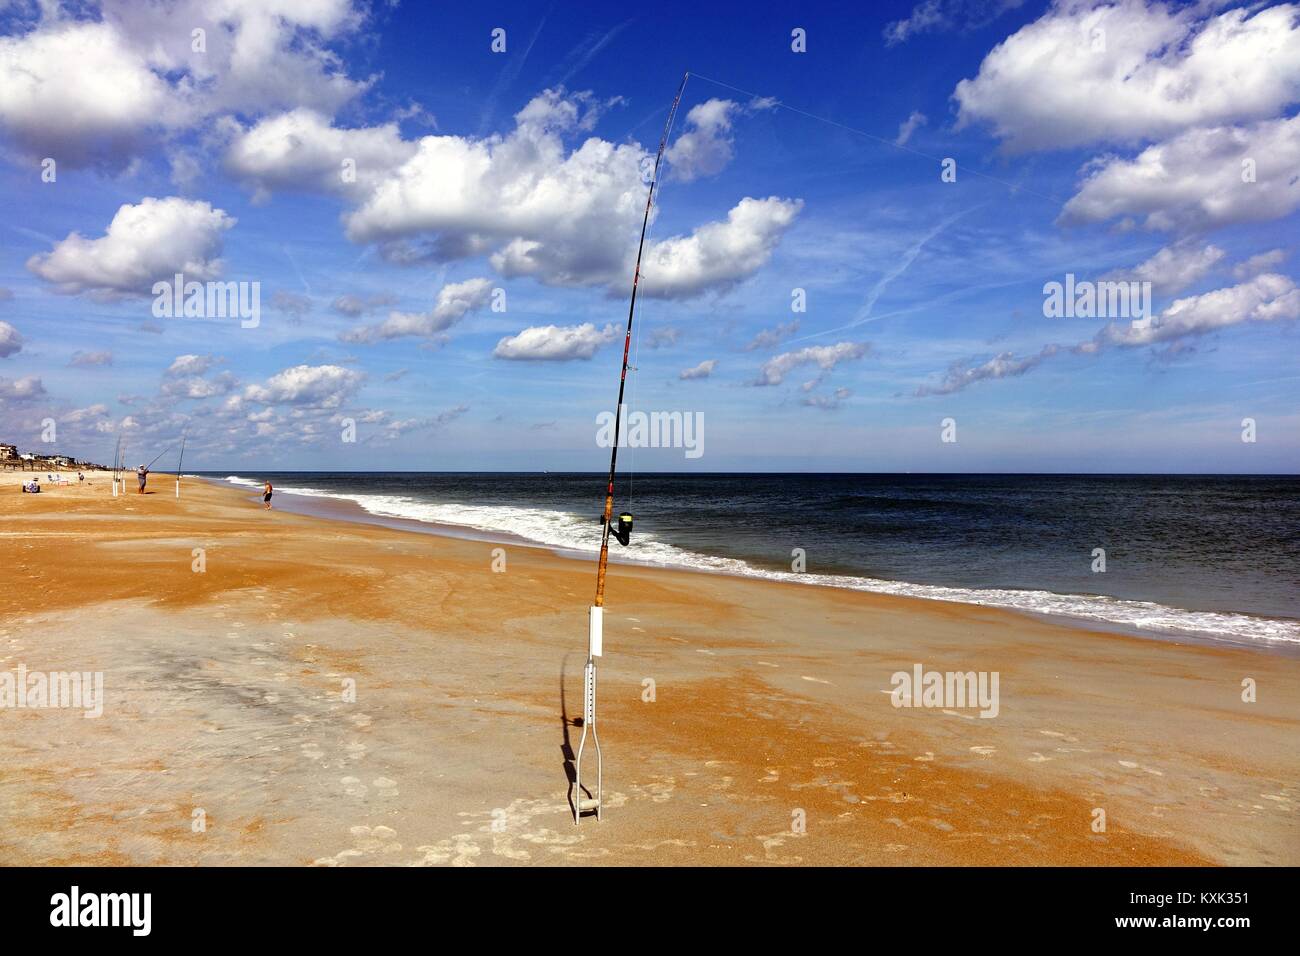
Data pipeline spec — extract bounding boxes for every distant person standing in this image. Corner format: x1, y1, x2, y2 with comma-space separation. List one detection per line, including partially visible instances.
137, 464, 148, 494
263, 481, 273, 510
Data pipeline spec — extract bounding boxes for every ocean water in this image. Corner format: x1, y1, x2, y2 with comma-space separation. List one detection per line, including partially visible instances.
203, 472, 1300, 650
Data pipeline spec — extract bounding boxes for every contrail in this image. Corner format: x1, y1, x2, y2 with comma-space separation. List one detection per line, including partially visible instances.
790, 204, 985, 345
554, 20, 634, 87
478, 6, 553, 136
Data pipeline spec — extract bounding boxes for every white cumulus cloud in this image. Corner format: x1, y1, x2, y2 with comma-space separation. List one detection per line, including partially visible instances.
0, 375, 46, 403
0, 321, 21, 358
665, 98, 739, 182
916, 273, 1300, 394
954, 0, 1300, 153
679, 359, 717, 380
493, 322, 616, 361
243, 364, 364, 408
1107, 241, 1225, 294
224, 89, 800, 298
27, 197, 235, 298
894, 110, 927, 147
223, 108, 416, 201
1098, 272, 1300, 348
755, 342, 868, 386
0, 1, 372, 169
1059, 116, 1300, 233
341, 278, 493, 343
638, 197, 803, 299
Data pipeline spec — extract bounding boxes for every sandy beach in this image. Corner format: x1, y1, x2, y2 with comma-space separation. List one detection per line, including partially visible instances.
0, 471, 1295, 866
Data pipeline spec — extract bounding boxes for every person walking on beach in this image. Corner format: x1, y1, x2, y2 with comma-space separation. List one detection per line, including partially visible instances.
136, 464, 148, 494
263, 480, 273, 510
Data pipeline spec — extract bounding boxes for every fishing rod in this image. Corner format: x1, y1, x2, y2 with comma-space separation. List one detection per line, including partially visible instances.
116, 439, 128, 496
144, 444, 174, 471
573, 71, 689, 825
175, 430, 187, 498
111, 436, 122, 497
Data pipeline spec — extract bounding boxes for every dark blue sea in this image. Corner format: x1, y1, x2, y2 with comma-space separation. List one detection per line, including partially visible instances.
203, 472, 1300, 650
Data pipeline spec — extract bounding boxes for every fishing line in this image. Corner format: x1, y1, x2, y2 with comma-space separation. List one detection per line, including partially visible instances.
625, 73, 690, 513
575, 72, 689, 826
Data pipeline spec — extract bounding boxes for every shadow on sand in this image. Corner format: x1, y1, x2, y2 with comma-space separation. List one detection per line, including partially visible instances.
560, 652, 594, 823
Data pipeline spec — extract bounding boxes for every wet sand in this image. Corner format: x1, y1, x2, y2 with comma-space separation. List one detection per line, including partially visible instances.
0, 471, 1296, 865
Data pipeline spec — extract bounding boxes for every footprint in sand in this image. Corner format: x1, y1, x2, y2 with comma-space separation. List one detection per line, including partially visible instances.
314, 825, 402, 865
970, 746, 996, 756
1039, 729, 1079, 743
340, 776, 368, 797
345, 742, 367, 760
349, 825, 401, 853
627, 778, 675, 803
756, 661, 779, 668
373, 777, 399, 797
761, 769, 780, 783
1027, 752, 1051, 763
812, 757, 837, 767
745, 832, 805, 865
348, 713, 373, 729
801, 675, 831, 685
914, 752, 935, 762
411, 837, 483, 867
301, 743, 325, 760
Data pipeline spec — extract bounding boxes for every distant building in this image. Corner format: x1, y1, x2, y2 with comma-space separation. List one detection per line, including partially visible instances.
2, 442, 106, 470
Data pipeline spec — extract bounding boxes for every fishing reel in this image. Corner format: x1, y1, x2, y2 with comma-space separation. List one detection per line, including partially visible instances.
603, 512, 633, 546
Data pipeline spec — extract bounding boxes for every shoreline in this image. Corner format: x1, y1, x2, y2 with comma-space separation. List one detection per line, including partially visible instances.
203, 473, 1300, 659
1, 472, 1296, 865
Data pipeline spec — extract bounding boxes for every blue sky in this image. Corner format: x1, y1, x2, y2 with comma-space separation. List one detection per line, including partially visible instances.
0, 0, 1297, 472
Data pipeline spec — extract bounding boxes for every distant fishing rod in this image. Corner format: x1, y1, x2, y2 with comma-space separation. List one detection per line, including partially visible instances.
175, 430, 188, 497
110, 436, 123, 496
574, 71, 689, 826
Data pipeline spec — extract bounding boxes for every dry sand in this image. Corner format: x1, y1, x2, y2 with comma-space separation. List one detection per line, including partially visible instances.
0, 471, 1296, 866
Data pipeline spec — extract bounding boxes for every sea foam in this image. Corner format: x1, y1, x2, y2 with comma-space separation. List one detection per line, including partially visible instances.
215, 475, 1300, 648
